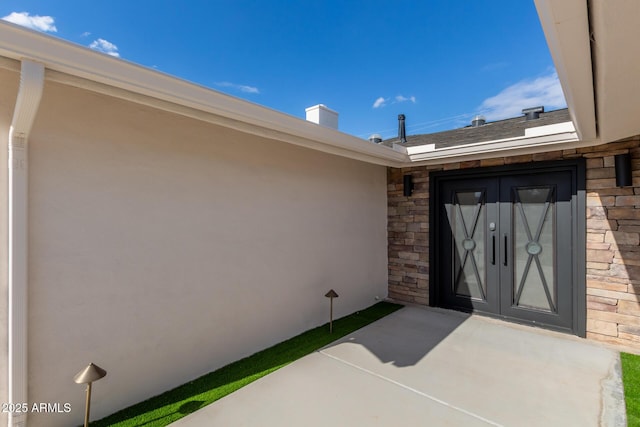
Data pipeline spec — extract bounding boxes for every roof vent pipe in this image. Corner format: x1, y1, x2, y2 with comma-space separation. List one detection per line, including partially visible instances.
471, 115, 486, 127
522, 106, 544, 121
368, 134, 383, 144
398, 114, 407, 144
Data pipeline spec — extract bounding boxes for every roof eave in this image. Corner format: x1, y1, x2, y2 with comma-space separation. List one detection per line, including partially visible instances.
0, 21, 407, 167
406, 123, 582, 166
588, 0, 640, 143
534, 0, 597, 142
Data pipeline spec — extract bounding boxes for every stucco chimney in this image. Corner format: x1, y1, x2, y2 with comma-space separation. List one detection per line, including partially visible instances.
305, 104, 339, 130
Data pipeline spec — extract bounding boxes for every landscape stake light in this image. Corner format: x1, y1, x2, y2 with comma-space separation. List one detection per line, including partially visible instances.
74, 362, 107, 427
325, 289, 339, 333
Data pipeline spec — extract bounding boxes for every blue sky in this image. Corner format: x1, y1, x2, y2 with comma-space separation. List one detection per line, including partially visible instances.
1, 1, 566, 140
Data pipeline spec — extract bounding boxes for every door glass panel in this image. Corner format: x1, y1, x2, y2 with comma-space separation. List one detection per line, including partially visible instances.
513, 186, 556, 312
447, 190, 486, 300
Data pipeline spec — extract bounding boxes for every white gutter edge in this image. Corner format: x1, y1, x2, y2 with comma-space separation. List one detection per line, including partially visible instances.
0, 23, 605, 169
0, 23, 603, 170
411, 127, 577, 158
409, 131, 588, 166
41, 70, 408, 167
382, 121, 588, 166
0, 22, 406, 167
8, 59, 44, 427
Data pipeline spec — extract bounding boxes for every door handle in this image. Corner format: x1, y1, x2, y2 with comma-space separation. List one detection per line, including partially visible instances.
491, 235, 495, 265
503, 234, 508, 266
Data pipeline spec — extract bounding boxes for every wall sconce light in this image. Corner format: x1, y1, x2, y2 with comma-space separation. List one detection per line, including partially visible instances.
615, 153, 633, 187
74, 363, 107, 427
403, 174, 414, 197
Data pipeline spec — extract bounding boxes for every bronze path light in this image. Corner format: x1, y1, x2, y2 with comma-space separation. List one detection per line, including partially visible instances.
325, 289, 339, 333
74, 363, 107, 427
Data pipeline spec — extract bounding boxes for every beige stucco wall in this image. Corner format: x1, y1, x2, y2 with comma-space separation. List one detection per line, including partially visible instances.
0, 63, 20, 427
22, 79, 387, 426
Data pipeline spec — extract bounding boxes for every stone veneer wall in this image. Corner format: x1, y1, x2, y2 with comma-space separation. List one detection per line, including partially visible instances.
388, 136, 640, 347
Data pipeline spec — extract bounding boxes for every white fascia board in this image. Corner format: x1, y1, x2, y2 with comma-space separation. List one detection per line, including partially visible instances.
0, 21, 407, 166
524, 121, 575, 137
406, 123, 586, 165
45, 70, 408, 167
387, 122, 583, 166
534, 0, 597, 141
0, 21, 605, 170
405, 144, 436, 156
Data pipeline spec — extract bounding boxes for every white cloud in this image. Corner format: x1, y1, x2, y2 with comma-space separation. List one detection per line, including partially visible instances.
89, 39, 120, 57
374, 95, 416, 108
478, 72, 566, 120
2, 12, 57, 32
372, 97, 387, 108
81, 31, 91, 37
395, 95, 416, 104
216, 81, 259, 94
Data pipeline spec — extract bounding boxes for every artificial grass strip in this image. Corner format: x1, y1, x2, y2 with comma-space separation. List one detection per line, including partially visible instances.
92, 301, 403, 427
622, 352, 640, 427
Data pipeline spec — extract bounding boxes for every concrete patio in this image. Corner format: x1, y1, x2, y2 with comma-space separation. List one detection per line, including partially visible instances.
171, 305, 626, 426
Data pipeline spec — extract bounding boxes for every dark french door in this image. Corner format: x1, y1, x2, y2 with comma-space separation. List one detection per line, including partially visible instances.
431, 161, 585, 335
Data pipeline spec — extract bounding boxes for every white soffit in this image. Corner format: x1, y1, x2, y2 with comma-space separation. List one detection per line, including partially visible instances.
534, 0, 597, 142
589, 0, 640, 144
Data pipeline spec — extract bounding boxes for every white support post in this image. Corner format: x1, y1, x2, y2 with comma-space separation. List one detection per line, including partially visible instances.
7, 60, 44, 427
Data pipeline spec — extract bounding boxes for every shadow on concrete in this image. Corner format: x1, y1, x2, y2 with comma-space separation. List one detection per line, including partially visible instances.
322, 306, 468, 367
89, 301, 405, 426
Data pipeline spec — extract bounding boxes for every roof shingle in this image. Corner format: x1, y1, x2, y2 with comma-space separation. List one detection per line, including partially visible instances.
384, 108, 570, 149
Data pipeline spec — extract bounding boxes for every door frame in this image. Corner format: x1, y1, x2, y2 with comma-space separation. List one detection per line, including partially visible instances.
429, 159, 586, 336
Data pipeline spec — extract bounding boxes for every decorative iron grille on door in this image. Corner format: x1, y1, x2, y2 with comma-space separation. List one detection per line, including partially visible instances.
433, 162, 585, 335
